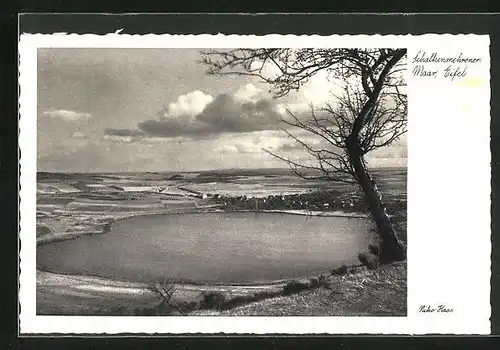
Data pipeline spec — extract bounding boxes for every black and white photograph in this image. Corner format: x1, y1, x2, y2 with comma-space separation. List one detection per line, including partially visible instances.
19, 32, 491, 334
35, 47, 408, 317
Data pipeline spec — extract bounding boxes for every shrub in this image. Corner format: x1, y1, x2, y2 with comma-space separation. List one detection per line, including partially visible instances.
331, 265, 348, 276
310, 275, 329, 287
182, 301, 201, 312
358, 253, 379, 270
283, 280, 310, 295
200, 291, 227, 310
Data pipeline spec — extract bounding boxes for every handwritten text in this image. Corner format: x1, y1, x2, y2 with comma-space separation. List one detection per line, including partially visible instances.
411, 50, 482, 81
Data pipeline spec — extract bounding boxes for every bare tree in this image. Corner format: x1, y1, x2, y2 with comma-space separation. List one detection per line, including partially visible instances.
200, 48, 407, 263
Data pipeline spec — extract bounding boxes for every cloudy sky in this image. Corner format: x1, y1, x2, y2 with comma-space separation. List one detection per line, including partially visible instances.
37, 48, 407, 173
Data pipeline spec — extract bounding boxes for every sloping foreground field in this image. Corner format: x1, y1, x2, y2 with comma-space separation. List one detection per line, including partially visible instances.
37, 260, 406, 316
37, 268, 289, 316
192, 261, 407, 316
37, 270, 161, 315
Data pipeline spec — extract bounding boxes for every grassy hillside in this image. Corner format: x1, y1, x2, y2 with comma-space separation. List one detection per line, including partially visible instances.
191, 261, 406, 316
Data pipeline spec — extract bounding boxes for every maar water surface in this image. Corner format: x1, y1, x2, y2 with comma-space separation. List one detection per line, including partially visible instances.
37, 212, 376, 284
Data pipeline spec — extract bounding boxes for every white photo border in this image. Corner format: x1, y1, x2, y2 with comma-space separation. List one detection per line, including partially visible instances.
19, 33, 491, 334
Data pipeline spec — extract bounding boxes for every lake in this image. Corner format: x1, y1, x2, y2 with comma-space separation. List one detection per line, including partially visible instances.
36, 212, 376, 285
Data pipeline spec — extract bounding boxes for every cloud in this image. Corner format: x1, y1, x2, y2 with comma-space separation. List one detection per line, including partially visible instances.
212, 130, 291, 155
274, 130, 407, 169
218, 144, 249, 155
101, 64, 400, 149
116, 90, 285, 139
103, 135, 136, 143
104, 128, 145, 137
161, 90, 214, 119
277, 143, 302, 152
43, 109, 92, 121
233, 83, 270, 103
308, 72, 343, 105
71, 131, 86, 139
366, 134, 407, 165
366, 157, 408, 168
196, 93, 281, 132
102, 128, 147, 143
249, 57, 340, 107
100, 69, 345, 141
250, 60, 282, 81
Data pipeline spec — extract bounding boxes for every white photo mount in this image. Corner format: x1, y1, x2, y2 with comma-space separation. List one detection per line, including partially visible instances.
19, 33, 491, 335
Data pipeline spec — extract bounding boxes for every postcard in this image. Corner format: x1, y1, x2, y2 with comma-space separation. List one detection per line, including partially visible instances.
18, 33, 491, 334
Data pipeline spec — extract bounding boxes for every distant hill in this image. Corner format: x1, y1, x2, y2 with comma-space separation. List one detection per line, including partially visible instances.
36, 166, 406, 178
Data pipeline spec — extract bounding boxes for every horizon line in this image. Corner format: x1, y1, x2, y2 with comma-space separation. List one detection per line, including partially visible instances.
36, 165, 408, 175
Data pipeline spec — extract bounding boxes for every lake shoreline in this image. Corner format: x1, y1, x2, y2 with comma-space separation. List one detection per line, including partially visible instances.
37, 215, 373, 315
36, 206, 370, 246
35, 189, 392, 316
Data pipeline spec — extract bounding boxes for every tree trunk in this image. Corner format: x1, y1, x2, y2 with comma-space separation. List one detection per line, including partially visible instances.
346, 137, 406, 263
